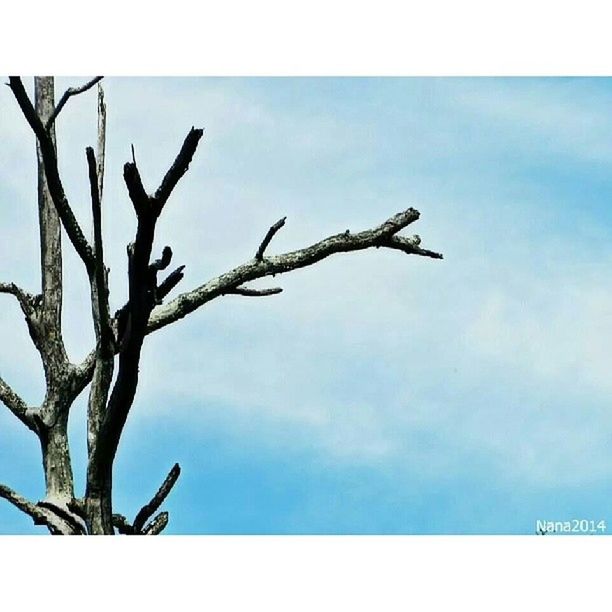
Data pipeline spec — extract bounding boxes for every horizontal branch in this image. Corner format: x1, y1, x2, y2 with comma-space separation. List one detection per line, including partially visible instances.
46, 76, 103, 128
225, 286, 283, 297
0, 376, 37, 432
148, 207, 442, 333
133, 463, 181, 532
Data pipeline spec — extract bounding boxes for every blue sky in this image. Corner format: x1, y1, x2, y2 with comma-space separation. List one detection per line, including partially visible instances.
2, 77, 612, 534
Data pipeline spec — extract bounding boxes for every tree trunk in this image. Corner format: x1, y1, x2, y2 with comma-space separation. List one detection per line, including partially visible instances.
39, 411, 74, 503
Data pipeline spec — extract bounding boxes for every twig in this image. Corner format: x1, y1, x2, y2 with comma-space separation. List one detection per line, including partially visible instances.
45, 76, 103, 129
0, 376, 37, 432
148, 207, 442, 333
226, 286, 283, 297
256, 217, 286, 261
157, 266, 186, 301
97, 82, 106, 201
133, 463, 181, 532
153, 127, 204, 212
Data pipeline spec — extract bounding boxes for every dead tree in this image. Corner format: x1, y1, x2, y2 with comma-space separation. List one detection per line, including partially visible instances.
0, 76, 443, 535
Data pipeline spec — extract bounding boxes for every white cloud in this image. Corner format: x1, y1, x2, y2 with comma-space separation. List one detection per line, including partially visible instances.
3, 77, 612, 492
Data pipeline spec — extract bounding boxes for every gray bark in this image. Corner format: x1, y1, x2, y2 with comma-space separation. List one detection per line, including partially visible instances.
0, 76, 443, 535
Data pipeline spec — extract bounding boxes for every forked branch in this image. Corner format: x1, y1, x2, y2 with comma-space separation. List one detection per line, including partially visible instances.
45, 76, 104, 129
8, 77, 96, 274
148, 207, 442, 333
0, 484, 68, 534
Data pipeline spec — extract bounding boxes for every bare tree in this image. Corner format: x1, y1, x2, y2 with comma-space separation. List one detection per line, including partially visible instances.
0, 76, 443, 535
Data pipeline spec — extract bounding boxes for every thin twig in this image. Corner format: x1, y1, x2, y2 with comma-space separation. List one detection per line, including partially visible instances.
226, 286, 283, 297
256, 217, 286, 261
133, 464, 181, 532
45, 76, 104, 129
97, 82, 106, 201
0, 376, 37, 432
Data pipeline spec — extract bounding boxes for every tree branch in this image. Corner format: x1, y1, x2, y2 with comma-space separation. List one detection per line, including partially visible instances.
157, 265, 186, 301
123, 159, 149, 215
133, 463, 181, 532
143, 512, 169, 535
153, 127, 204, 213
86, 146, 115, 461
45, 76, 104, 129
0, 484, 67, 534
86, 147, 114, 354
147, 208, 442, 333
97, 82, 106, 202
112, 513, 136, 535
8, 77, 95, 275
0, 376, 37, 432
0, 282, 36, 316
226, 286, 283, 297
37, 501, 86, 535
256, 216, 286, 261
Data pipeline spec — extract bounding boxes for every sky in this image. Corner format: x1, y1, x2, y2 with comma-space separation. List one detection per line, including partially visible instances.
2, 77, 612, 534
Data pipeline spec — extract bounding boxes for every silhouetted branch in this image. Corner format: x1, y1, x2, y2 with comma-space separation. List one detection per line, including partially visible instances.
123, 159, 149, 215
256, 216, 286, 261
112, 513, 136, 535
86, 147, 113, 353
45, 76, 103, 128
133, 463, 181, 533
153, 128, 204, 212
157, 265, 186, 301
8, 77, 95, 274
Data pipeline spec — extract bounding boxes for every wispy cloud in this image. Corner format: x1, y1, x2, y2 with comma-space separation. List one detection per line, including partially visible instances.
2, 77, 612, 533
